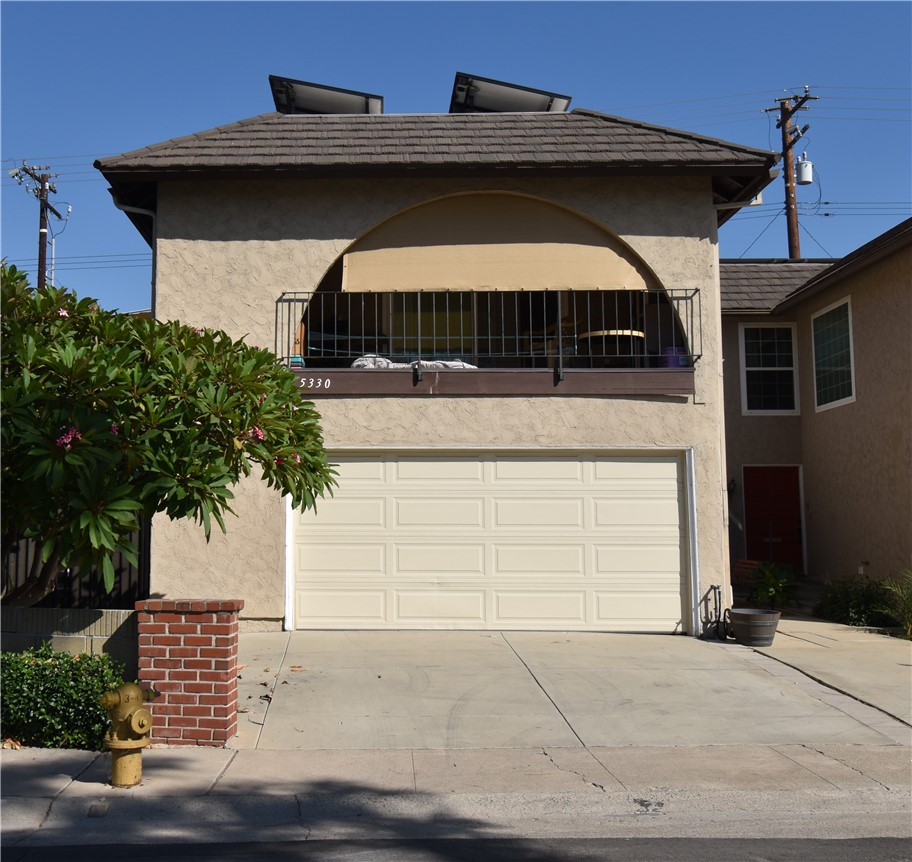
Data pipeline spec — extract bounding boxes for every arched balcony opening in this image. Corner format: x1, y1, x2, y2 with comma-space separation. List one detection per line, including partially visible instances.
275, 194, 700, 395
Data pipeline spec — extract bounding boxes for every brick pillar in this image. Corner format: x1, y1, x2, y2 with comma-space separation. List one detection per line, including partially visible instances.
136, 600, 244, 747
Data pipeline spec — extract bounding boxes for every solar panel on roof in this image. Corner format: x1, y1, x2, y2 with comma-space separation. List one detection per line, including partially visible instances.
449, 72, 571, 114
269, 75, 383, 115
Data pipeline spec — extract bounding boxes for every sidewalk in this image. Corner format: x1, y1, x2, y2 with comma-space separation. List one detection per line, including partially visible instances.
2, 619, 910, 849
757, 616, 912, 725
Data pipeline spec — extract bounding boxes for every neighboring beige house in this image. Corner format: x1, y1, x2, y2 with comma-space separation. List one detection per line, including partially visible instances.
95, 79, 777, 634
720, 217, 912, 584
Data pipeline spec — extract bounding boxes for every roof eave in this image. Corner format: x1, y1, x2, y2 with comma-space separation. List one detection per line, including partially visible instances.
720, 307, 782, 316
98, 158, 775, 234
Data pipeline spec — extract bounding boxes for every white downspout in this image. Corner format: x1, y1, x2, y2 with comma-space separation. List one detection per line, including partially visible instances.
685, 448, 701, 636
284, 496, 295, 631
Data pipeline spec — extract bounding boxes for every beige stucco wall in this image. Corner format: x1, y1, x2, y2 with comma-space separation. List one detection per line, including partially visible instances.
792, 247, 912, 582
720, 315, 804, 560
150, 175, 729, 630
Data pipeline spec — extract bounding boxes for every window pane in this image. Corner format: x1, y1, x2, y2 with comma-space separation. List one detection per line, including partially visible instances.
813, 303, 853, 406
743, 327, 796, 411
744, 327, 794, 368
746, 369, 796, 411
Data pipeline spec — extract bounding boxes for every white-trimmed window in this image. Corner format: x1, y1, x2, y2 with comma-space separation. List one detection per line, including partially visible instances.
812, 297, 855, 410
739, 323, 799, 414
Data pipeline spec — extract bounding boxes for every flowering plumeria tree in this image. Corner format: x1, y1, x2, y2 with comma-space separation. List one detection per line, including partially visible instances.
1, 263, 336, 606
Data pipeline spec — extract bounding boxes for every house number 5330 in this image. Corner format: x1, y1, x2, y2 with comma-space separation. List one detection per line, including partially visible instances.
299, 377, 331, 390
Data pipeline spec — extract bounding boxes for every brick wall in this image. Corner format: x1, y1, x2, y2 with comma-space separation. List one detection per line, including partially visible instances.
136, 599, 244, 746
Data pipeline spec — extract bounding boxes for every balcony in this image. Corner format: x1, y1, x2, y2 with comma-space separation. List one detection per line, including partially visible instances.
275, 289, 700, 397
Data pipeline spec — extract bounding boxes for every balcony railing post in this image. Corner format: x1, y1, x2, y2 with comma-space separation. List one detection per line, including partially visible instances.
555, 290, 564, 382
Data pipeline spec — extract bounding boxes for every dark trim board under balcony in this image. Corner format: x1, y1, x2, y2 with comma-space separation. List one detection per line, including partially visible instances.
293, 367, 694, 398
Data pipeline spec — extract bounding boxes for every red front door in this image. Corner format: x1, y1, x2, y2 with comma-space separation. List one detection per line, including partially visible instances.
743, 466, 804, 573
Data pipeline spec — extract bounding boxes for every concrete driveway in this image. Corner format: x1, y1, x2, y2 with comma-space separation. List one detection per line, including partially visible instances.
232, 630, 908, 750
3, 626, 910, 849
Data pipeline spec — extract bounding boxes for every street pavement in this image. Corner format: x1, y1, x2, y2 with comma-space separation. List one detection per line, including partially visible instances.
2, 617, 910, 855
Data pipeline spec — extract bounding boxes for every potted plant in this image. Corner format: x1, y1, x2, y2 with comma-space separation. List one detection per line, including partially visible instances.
729, 562, 795, 646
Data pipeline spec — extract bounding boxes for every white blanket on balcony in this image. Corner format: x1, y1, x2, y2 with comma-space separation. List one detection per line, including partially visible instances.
352, 355, 477, 370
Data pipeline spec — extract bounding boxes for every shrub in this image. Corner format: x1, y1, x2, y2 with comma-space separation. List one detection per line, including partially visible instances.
813, 576, 894, 628
878, 569, 912, 639
0, 643, 126, 750
2, 262, 335, 607
753, 561, 797, 610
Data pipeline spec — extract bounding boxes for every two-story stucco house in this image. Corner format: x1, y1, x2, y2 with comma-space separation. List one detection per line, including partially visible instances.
720, 218, 912, 585
95, 77, 777, 634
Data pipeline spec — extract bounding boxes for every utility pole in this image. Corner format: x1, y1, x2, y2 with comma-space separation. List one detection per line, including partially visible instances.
766, 87, 818, 259
9, 164, 62, 289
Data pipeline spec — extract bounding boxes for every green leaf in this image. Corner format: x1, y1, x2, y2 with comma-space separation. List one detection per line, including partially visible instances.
101, 556, 115, 592
104, 498, 143, 512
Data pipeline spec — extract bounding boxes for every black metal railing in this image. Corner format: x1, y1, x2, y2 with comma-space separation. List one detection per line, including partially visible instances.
1, 521, 151, 609
276, 289, 701, 372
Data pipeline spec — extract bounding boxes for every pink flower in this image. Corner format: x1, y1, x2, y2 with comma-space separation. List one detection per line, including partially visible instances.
58, 309, 69, 317
249, 426, 264, 442
111, 424, 120, 436
56, 426, 82, 449
292, 453, 301, 464
274, 456, 284, 466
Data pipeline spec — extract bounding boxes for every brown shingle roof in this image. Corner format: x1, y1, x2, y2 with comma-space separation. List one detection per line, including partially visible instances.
720, 260, 834, 313
775, 218, 912, 312
95, 109, 775, 175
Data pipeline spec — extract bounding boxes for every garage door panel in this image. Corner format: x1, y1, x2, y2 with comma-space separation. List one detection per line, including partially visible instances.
299, 543, 386, 575
296, 452, 687, 632
494, 591, 586, 624
595, 544, 682, 574
594, 457, 680, 481
594, 497, 680, 527
307, 497, 387, 527
297, 590, 386, 623
333, 459, 387, 482
494, 544, 585, 576
395, 498, 485, 527
396, 544, 485, 575
494, 458, 583, 483
395, 590, 486, 623
395, 458, 484, 483
494, 498, 584, 527
595, 591, 683, 628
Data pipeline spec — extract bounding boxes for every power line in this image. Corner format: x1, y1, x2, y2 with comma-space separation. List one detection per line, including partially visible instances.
13, 251, 151, 261
809, 84, 912, 91
822, 96, 912, 102
799, 221, 834, 257
735, 210, 786, 258
2, 153, 119, 163
621, 88, 799, 110
8, 258, 151, 273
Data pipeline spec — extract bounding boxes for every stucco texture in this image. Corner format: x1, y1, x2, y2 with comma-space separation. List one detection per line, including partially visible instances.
793, 248, 912, 582
151, 176, 728, 628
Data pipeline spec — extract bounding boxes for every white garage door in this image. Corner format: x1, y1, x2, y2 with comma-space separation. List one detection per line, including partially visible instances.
294, 452, 688, 631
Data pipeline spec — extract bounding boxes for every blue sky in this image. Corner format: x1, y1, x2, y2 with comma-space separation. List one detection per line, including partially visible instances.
2, 1, 910, 312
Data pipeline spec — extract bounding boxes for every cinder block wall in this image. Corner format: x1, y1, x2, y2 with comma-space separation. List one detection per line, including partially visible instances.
0, 607, 138, 678
136, 600, 243, 746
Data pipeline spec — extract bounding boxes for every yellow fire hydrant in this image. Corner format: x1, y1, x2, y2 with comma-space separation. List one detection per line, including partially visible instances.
99, 683, 156, 787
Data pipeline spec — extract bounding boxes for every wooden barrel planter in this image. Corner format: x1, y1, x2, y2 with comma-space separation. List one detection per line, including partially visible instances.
729, 608, 781, 647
